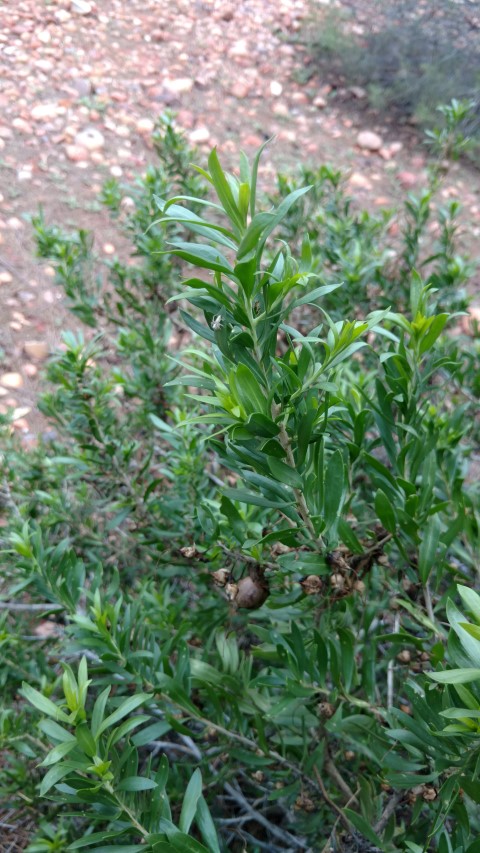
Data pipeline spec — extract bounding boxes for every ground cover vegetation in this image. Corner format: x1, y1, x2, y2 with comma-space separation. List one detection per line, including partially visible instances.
0, 108, 479, 852
305, 0, 480, 157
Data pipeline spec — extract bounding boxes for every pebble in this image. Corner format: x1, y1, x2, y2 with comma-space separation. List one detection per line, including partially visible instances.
136, 118, 155, 133
270, 81, 283, 97
103, 243, 115, 254
357, 130, 383, 151
74, 127, 105, 150
348, 172, 373, 191
312, 95, 327, 109
0, 372, 24, 389
31, 102, 61, 121
71, 0, 93, 14
397, 171, 418, 190
65, 144, 89, 162
189, 126, 210, 144
0, 271, 13, 284
24, 340, 49, 361
229, 81, 251, 99
164, 77, 194, 94
7, 217, 24, 230
23, 363, 38, 378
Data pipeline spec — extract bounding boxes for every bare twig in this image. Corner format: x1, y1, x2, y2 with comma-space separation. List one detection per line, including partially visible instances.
224, 781, 308, 850
313, 767, 351, 832
319, 786, 361, 853
325, 758, 358, 805
373, 790, 404, 835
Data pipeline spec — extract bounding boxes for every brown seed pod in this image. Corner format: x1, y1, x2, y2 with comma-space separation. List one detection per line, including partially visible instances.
235, 575, 269, 609
271, 541, 291, 556
225, 582, 239, 601
300, 575, 323, 595
180, 545, 198, 559
317, 702, 335, 719
330, 572, 345, 591
212, 568, 229, 587
353, 579, 366, 594
397, 649, 411, 664
422, 786, 437, 802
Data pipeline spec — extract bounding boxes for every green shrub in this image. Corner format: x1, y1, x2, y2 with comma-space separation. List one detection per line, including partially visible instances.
0, 114, 479, 851
305, 0, 480, 147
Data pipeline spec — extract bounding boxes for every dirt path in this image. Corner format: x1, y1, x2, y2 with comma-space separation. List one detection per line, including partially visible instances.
1, 0, 479, 442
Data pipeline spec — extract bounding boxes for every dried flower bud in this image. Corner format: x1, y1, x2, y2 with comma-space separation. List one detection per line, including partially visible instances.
317, 702, 335, 719
422, 786, 437, 802
344, 750, 355, 761
225, 582, 238, 601
180, 545, 198, 559
252, 770, 264, 782
353, 579, 366, 594
397, 649, 411, 664
330, 572, 345, 591
271, 542, 291, 556
294, 793, 316, 812
300, 575, 323, 595
212, 568, 230, 587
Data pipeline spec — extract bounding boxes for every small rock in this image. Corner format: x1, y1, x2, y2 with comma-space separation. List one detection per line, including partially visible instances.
348, 172, 373, 191
55, 9, 72, 22
7, 217, 24, 230
24, 340, 49, 361
23, 363, 38, 378
65, 144, 89, 162
0, 372, 24, 389
270, 81, 283, 97
136, 117, 155, 133
74, 127, 105, 150
357, 130, 383, 151
273, 102, 289, 117
164, 77, 194, 94
103, 243, 115, 255
110, 165, 123, 177
0, 126, 13, 139
390, 141, 403, 154
229, 81, 250, 99
37, 30, 51, 45
350, 85, 367, 99
312, 95, 327, 109
71, 0, 93, 14
397, 171, 417, 190
242, 133, 265, 148
0, 271, 13, 284
31, 102, 61, 121
71, 77, 92, 97
12, 118, 33, 134
189, 126, 210, 144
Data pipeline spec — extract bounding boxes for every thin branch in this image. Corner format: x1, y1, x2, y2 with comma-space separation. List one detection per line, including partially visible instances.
325, 758, 358, 805
373, 790, 404, 835
224, 781, 307, 850
313, 766, 351, 832
319, 786, 360, 853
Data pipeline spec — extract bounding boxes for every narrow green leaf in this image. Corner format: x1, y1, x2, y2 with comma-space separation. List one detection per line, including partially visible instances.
21, 684, 70, 723
116, 776, 158, 792
179, 768, 203, 834
268, 457, 303, 489
343, 809, 385, 847
196, 796, 221, 853
97, 694, 152, 737
429, 668, 480, 684
324, 450, 345, 530
418, 514, 443, 583
374, 489, 397, 534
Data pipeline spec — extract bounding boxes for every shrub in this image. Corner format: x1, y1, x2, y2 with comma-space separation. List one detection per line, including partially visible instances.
0, 114, 479, 851
304, 0, 480, 148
